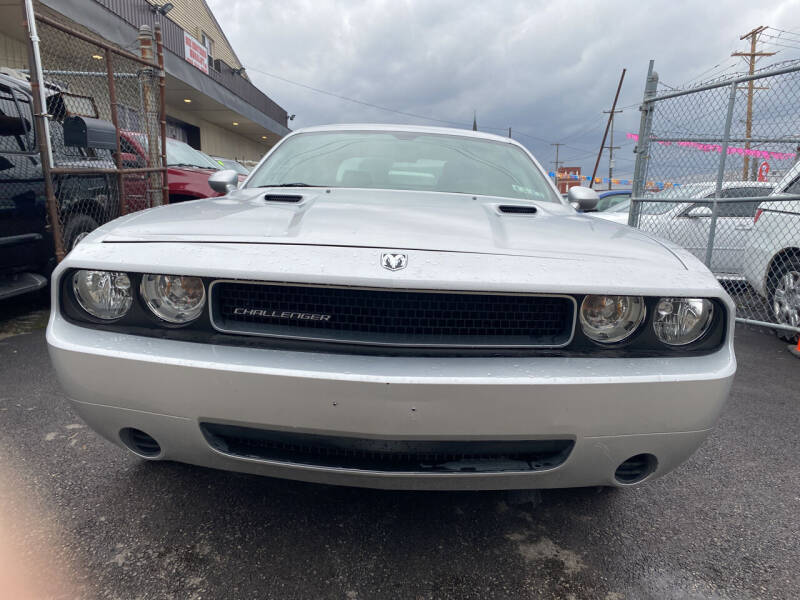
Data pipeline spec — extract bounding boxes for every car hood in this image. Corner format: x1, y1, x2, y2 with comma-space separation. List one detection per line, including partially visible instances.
98, 187, 687, 269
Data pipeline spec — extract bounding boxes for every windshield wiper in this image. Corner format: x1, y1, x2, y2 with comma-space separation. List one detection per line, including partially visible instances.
169, 163, 209, 169
255, 182, 326, 188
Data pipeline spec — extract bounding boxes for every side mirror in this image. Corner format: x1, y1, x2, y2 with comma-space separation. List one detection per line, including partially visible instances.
567, 186, 600, 212
208, 169, 239, 194
686, 206, 712, 218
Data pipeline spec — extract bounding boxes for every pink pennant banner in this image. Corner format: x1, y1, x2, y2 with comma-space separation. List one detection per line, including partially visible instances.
626, 133, 797, 161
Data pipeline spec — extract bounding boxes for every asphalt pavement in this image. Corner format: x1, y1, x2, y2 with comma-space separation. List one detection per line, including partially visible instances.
0, 308, 798, 599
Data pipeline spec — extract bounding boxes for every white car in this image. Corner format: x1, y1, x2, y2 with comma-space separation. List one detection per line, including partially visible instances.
46, 124, 735, 490
742, 163, 800, 339
592, 182, 774, 273
591, 199, 631, 225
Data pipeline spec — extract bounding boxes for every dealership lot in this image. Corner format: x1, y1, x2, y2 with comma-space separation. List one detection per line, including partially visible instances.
1, 307, 797, 600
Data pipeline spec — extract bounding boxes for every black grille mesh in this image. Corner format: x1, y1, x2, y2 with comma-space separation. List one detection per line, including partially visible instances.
201, 423, 574, 473
212, 281, 574, 347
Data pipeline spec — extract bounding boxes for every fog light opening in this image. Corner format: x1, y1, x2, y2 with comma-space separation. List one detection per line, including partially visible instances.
120, 428, 162, 458
614, 453, 657, 484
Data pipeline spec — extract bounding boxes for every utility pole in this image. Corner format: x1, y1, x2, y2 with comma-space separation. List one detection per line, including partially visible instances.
551, 142, 563, 189
508, 127, 512, 138
590, 68, 626, 189
732, 26, 774, 180
603, 108, 622, 190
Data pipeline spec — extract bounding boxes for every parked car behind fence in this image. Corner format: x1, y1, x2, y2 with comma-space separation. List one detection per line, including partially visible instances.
211, 156, 250, 175
599, 181, 773, 274
743, 163, 800, 340
624, 59, 800, 341
0, 72, 118, 300
595, 189, 631, 212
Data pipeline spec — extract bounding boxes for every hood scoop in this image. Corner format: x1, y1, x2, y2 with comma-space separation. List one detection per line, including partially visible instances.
264, 194, 303, 203
498, 205, 537, 215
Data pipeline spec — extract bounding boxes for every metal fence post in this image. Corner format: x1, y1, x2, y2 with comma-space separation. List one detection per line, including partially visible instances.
105, 51, 127, 216
704, 82, 738, 267
22, 0, 65, 261
629, 60, 658, 227
138, 25, 161, 208
154, 23, 169, 206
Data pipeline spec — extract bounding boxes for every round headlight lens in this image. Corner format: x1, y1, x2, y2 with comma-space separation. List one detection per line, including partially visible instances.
580, 295, 646, 343
653, 298, 714, 346
72, 270, 133, 320
140, 274, 206, 324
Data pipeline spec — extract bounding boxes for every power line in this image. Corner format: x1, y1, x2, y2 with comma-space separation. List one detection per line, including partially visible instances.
561, 115, 608, 143
681, 60, 735, 87
245, 65, 600, 153
245, 65, 478, 129
759, 37, 800, 52
692, 61, 741, 85
765, 26, 800, 40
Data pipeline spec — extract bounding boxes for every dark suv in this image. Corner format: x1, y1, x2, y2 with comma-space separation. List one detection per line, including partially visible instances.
0, 72, 118, 300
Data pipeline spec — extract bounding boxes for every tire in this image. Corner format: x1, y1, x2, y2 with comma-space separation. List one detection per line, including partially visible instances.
63, 214, 99, 252
767, 255, 800, 343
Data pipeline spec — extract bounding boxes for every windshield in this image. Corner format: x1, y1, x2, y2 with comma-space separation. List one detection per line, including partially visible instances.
609, 199, 630, 213
638, 185, 700, 214
215, 157, 250, 175
127, 133, 220, 169
166, 138, 220, 169
247, 130, 561, 202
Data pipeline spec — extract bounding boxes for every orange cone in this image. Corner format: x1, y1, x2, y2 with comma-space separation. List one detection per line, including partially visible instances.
790, 334, 800, 358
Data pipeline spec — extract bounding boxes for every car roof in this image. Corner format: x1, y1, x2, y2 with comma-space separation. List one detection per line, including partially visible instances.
598, 189, 631, 198
0, 72, 31, 93
653, 181, 773, 198
771, 162, 800, 195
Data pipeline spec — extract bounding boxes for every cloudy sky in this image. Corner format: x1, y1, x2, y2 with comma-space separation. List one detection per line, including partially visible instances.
207, 0, 800, 178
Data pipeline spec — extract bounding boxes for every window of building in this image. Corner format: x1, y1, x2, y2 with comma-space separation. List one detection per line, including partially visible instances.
201, 32, 216, 71
165, 116, 201, 149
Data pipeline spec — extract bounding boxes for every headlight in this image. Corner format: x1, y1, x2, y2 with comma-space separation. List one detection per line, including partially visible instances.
579, 295, 645, 343
140, 274, 206, 324
72, 270, 133, 320
653, 298, 714, 346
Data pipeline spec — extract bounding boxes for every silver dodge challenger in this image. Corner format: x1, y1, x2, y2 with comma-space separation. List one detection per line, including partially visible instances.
47, 124, 736, 490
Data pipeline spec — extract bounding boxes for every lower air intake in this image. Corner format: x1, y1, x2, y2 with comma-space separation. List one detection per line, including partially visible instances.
200, 423, 574, 473
120, 428, 161, 457
614, 453, 657, 484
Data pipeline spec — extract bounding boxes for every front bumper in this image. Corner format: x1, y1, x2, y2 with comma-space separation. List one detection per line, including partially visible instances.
47, 315, 736, 490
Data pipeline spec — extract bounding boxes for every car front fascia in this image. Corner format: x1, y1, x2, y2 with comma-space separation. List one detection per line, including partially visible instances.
46, 236, 735, 490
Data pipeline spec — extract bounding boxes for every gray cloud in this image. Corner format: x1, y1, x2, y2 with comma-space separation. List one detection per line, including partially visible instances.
208, 0, 800, 177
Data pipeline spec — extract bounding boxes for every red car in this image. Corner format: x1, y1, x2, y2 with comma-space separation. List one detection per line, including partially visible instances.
119, 132, 242, 210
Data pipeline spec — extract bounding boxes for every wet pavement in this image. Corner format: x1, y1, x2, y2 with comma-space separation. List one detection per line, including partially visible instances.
0, 303, 798, 599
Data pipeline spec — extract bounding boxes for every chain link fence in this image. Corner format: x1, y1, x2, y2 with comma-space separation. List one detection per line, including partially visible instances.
25, 9, 167, 261
629, 61, 800, 341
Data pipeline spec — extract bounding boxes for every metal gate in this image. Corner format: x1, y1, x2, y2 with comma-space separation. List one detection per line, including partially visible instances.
629, 60, 800, 339
23, 2, 168, 262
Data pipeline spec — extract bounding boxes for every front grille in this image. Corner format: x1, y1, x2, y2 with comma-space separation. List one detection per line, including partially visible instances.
210, 281, 574, 348
201, 423, 574, 473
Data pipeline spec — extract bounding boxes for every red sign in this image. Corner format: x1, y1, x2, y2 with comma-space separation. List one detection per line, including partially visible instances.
757, 161, 770, 182
183, 32, 209, 74
556, 166, 581, 193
